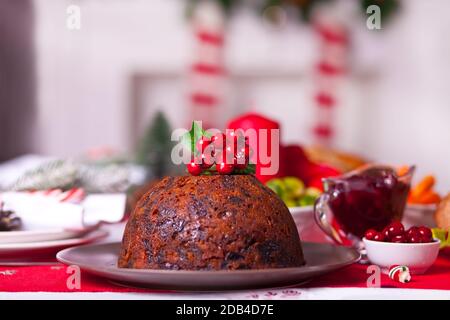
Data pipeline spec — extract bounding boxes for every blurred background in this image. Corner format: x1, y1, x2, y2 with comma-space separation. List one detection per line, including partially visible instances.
1, 0, 450, 193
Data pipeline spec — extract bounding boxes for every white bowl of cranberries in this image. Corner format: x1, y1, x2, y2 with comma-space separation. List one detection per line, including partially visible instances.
363, 221, 440, 274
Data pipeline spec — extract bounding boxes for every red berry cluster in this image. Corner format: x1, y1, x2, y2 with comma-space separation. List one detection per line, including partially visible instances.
365, 221, 434, 243
186, 131, 252, 176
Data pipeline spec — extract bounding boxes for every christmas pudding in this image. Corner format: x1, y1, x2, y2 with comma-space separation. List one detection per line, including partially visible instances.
118, 175, 304, 270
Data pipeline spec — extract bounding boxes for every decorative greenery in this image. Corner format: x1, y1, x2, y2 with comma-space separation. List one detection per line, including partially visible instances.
183, 121, 256, 175
11, 160, 78, 191
186, 0, 400, 23
361, 0, 400, 23
181, 121, 211, 155
10, 159, 134, 193
136, 111, 175, 178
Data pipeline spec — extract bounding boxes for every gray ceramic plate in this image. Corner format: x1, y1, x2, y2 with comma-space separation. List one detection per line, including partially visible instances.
57, 242, 360, 291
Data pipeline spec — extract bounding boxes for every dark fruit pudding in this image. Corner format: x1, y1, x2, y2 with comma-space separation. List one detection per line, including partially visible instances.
326, 166, 411, 238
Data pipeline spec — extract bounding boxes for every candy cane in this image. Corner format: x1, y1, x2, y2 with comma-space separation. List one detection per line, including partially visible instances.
188, 1, 226, 128
312, 19, 348, 146
389, 265, 412, 283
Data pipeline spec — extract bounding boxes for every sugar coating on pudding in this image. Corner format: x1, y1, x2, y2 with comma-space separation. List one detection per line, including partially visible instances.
118, 175, 304, 270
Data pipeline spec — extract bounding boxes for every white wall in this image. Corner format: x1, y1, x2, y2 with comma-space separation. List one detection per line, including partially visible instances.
34, 0, 450, 192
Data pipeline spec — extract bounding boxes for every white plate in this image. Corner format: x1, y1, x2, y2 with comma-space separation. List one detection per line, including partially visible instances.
289, 206, 330, 243
289, 205, 314, 215
0, 229, 108, 257
57, 242, 360, 291
0, 226, 98, 244
403, 204, 438, 228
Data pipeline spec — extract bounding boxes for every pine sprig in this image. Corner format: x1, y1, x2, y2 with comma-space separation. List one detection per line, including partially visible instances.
11, 160, 78, 191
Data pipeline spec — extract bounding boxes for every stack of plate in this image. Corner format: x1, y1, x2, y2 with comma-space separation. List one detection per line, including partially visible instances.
0, 227, 108, 264
0, 193, 126, 264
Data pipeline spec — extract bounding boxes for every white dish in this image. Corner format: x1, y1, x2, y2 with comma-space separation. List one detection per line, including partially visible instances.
289, 206, 330, 243
403, 204, 437, 228
1, 192, 126, 231
0, 229, 108, 257
363, 237, 440, 274
0, 226, 98, 244
57, 242, 360, 291
288, 206, 314, 215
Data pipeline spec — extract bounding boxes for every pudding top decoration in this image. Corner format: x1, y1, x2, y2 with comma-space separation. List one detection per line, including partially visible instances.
182, 121, 255, 176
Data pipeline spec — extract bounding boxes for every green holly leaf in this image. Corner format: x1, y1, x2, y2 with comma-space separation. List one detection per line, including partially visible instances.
181, 121, 211, 155
233, 163, 256, 175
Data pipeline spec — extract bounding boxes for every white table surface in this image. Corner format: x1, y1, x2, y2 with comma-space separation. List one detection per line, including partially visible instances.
1, 223, 450, 300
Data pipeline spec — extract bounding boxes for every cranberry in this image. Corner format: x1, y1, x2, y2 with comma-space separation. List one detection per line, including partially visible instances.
407, 234, 423, 243
405, 227, 420, 242
406, 226, 420, 237
195, 136, 211, 153
382, 227, 391, 241
224, 130, 246, 153
234, 154, 248, 170
364, 229, 378, 241
391, 234, 406, 243
216, 162, 234, 175
199, 153, 214, 169
383, 221, 404, 240
211, 133, 226, 149
372, 232, 385, 242
186, 162, 203, 176
417, 226, 433, 241
236, 143, 251, 159
216, 149, 235, 165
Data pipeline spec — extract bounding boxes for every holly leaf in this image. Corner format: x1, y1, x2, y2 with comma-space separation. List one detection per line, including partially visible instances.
181, 121, 211, 155
234, 163, 256, 175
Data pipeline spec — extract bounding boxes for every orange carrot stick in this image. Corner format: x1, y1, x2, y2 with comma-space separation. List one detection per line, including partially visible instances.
417, 190, 441, 204
411, 175, 435, 199
397, 165, 410, 177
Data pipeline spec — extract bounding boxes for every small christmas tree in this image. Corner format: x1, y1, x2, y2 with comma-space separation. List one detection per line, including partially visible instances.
136, 111, 175, 178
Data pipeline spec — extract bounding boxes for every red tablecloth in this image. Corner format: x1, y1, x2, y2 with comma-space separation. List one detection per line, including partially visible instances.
1, 249, 449, 293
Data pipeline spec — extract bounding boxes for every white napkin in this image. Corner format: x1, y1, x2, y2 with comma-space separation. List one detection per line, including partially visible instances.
0, 192, 126, 231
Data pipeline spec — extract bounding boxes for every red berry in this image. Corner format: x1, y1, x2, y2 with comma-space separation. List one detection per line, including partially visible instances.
385, 221, 405, 238
406, 226, 420, 237
216, 162, 234, 175
407, 234, 422, 243
195, 136, 211, 153
216, 149, 235, 165
373, 232, 385, 242
200, 153, 214, 169
234, 148, 249, 170
405, 227, 421, 243
421, 237, 433, 243
237, 143, 252, 159
225, 130, 245, 153
234, 156, 248, 170
417, 226, 432, 241
211, 133, 225, 149
391, 234, 406, 243
187, 162, 203, 176
364, 229, 378, 241
382, 227, 391, 241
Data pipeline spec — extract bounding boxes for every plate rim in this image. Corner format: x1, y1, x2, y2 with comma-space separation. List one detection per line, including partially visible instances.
288, 205, 314, 215
56, 241, 360, 276
0, 229, 109, 250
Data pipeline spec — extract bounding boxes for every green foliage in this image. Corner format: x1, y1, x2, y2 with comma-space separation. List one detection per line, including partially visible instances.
181, 121, 209, 156
186, 0, 399, 24
361, 0, 400, 23
136, 111, 175, 178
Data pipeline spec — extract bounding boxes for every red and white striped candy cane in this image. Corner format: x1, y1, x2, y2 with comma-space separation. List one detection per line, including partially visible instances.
312, 18, 348, 146
188, 1, 226, 129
